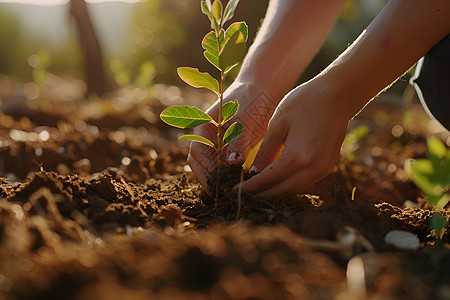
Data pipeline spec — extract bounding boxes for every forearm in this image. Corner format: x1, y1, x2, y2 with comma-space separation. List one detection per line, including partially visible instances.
235, 0, 345, 100
320, 0, 450, 118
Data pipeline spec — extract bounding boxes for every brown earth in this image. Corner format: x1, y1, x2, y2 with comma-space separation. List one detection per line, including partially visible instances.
0, 79, 449, 300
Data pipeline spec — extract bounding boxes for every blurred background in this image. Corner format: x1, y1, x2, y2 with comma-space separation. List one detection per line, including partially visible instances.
0, 0, 411, 98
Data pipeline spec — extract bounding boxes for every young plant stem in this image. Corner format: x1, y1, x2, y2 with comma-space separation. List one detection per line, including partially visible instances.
215, 71, 225, 205
214, 25, 225, 206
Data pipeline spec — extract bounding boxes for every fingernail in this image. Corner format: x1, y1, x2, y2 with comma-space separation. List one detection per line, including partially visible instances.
249, 165, 258, 174
228, 152, 238, 162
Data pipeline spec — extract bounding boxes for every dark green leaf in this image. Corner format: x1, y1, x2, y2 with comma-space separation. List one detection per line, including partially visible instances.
160, 106, 213, 128
177, 67, 219, 94
180, 134, 216, 148
219, 22, 248, 74
430, 214, 448, 235
222, 122, 243, 148
222, 100, 239, 123
223, 0, 240, 24
211, 0, 223, 24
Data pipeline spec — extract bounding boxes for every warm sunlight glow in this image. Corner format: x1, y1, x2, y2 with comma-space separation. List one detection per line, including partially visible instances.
0, 0, 141, 5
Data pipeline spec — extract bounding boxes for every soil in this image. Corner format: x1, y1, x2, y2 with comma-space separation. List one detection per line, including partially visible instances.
0, 78, 449, 300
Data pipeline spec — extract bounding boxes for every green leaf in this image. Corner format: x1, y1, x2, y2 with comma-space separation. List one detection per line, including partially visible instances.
427, 136, 447, 159
202, 30, 224, 70
177, 67, 219, 94
430, 194, 450, 211
201, 0, 211, 15
222, 100, 239, 123
160, 106, 213, 128
410, 160, 442, 194
223, 0, 240, 24
430, 213, 448, 235
211, 0, 223, 24
180, 134, 216, 149
219, 22, 248, 75
202, 0, 219, 31
211, 15, 219, 31
222, 122, 243, 148
223, 21, 248, 47
410, 157, 450, 209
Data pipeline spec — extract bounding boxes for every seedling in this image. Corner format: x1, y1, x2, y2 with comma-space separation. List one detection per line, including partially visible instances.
160, 0, 248, 203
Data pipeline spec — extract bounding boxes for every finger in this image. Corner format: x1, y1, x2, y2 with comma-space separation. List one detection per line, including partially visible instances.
250, 121, 287, 172
236, 150, 301, 194
255, 168, 330, 200
256, 146, 342, 199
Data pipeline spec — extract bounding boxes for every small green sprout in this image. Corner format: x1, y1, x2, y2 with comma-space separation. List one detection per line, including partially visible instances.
160, 0, 248, 203
408, 136, 449, 241
409, 136, 450, 210
341, 125, 370, 161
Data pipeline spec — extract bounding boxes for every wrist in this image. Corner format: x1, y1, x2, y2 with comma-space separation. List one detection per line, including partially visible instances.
310, 72, 371, 121
231, 74, 284, 107
316, 56, 381, 119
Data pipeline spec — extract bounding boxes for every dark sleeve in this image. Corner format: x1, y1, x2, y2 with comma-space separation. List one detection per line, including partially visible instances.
410, 34, 450, 131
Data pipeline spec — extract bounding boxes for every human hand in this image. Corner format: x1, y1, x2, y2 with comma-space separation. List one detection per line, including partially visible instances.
187, 80, 279, 193
236, 78, 352, 199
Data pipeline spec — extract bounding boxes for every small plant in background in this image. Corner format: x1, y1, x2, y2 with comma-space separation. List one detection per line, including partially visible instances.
160, 0, 248, 203
28, 50, 51, 85
110, 59, 156, 89
407, 136, 449, 240
409, 136, 450, 210
341, 125, 370, 161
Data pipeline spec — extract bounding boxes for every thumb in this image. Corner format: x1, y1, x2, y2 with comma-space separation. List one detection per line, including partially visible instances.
250, 123, 286, 173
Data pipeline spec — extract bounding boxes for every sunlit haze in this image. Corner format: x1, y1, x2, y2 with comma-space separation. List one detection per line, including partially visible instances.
0, 0, 141, 5
0, 0, 140, 52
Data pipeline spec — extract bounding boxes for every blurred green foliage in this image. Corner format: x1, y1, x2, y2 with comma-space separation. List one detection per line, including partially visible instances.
0, 5, 82, 80
110, 58, 155, 89
341, 125, 371, 161
409, 136, 450, 210
126, 0, 392, 86
0, 8, 29, 77
1, 0, 414, 96
119, 0, 187, 83
29, 50, 51, 84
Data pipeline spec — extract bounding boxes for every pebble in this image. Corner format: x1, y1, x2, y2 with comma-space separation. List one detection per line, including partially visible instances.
384, 230, 420, 250
56, 163, 71, 175
73, 158, 91, 173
